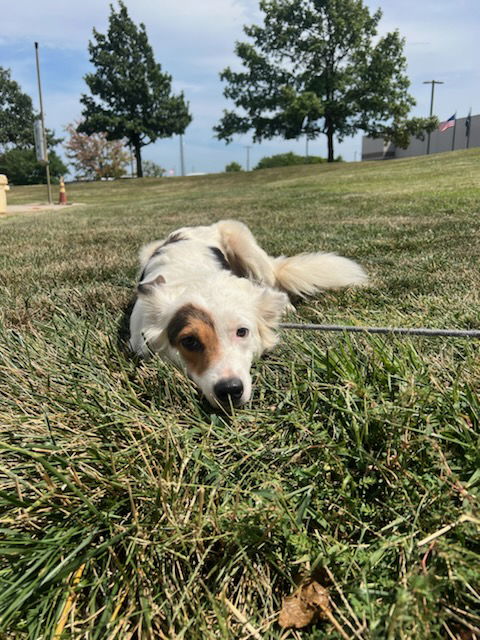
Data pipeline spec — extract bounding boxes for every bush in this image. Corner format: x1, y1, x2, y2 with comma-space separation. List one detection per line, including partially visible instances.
254, 152, 326, 170
143, 160, 165, 178
0, 148, 68, 185
225, 161, 242, 172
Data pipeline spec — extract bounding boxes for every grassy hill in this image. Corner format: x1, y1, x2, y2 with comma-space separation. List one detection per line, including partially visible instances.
1, 150, 479, 638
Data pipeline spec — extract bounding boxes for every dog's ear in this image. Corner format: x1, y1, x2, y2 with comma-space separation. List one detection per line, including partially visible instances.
137, 274, 166, 296
256, 288, 290, 351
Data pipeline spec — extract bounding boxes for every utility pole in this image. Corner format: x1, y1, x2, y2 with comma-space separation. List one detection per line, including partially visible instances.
244, 145, 252, 171
423, 80, 444, 155
305, 136, 309, 158
34, 42, 52, 204
179, 134, 185, 177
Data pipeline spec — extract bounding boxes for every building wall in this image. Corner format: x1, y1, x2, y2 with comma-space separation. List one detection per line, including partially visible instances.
362, 114, 480, 160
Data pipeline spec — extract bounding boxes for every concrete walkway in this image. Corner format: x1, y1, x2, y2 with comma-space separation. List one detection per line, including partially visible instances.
4, 202, 86, 214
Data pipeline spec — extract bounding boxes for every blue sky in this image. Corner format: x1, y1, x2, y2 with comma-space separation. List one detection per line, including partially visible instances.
1, 0, 479, 174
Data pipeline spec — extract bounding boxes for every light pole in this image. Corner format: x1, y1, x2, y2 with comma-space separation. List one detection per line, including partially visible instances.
179, 134, 185, 177
423, 80, 444, 155
244, 145, 252, 171
34, 42, 52, 204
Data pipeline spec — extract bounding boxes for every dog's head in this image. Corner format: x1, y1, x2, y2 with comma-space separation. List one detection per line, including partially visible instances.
136, 274, 290, 407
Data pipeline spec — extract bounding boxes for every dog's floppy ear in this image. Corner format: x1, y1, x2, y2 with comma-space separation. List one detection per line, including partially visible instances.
137, 274, 166, 296
256, 288, 290, 351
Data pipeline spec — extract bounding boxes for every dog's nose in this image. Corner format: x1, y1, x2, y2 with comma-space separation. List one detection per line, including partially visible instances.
214, 378, 244, 404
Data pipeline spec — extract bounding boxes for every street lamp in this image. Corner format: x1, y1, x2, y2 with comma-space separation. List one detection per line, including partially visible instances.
423, 80, 444, 155
244, 145, 252, 171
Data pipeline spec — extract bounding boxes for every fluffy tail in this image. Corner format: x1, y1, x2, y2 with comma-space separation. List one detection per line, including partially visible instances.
272, 253, 367, 297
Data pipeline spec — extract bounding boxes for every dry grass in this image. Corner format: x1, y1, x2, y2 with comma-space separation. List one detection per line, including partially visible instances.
1, 149, 479, 638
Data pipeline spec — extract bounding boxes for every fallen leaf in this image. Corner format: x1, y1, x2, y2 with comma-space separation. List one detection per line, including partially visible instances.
278, 579, 331, 629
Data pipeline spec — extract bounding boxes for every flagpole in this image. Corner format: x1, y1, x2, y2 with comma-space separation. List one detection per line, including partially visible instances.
466, 108, 472, 149
451, 112, 457, 151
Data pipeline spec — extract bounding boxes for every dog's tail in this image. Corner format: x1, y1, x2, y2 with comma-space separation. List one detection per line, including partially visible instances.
272, 252, 367, 297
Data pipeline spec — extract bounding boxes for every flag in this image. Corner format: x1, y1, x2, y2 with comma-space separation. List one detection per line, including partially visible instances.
465, 110, 472, 137
439, 114, 456, 133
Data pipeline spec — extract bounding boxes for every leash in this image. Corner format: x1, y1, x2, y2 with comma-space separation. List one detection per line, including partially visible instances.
279, 322, 480, 339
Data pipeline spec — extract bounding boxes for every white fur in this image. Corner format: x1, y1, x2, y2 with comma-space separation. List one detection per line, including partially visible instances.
129, 219, 367, 406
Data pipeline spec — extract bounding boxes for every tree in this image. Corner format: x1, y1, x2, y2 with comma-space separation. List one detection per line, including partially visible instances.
225, 161, 243, 172
215, 0, 437, 162
0, 148, 67, 185
64, 123, 129, 180
79, 1, 192, 177
0, 67, 35, 150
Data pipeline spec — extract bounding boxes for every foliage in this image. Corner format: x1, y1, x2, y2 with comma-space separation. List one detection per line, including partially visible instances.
1, 149, 480, 637
143, 160, 165, 177
0, 67, 63, 154
0, 67, 35, 150
215, 0, 436, 161
79, 1, 192, 178
225, 161, 243, 172
0, 148, 67, 185
64, 122, 129, 181
254, 152, 326, 170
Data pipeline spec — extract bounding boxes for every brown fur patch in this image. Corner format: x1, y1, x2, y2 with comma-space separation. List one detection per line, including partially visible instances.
167, 304, 219, 375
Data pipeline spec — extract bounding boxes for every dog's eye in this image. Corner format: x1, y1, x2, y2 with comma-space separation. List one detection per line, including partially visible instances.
236, 327, 249, 338
180, 335, 203, 351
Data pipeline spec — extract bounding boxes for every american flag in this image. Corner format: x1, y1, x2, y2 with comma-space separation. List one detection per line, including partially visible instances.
439, 114, 456, 133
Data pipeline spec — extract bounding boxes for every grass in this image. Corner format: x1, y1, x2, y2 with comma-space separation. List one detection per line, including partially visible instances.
1, 149, 479, 639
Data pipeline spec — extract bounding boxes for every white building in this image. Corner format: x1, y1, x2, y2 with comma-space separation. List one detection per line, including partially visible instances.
362, 114, 480, 160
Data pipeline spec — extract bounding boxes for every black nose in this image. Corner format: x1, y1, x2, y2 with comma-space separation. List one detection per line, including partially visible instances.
214, 378, 244, 403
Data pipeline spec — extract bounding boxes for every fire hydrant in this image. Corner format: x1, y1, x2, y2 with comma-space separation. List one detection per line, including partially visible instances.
58, 176, 67, 204
0, 174, 10, 214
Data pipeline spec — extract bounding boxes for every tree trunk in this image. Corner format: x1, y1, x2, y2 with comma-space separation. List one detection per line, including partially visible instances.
327, 126, 335, 163
134, 143, 143, 178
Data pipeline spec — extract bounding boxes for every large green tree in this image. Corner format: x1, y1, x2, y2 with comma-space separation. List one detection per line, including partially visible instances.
215, 0, 436, 161
79, 1, 192, 178
0, 67, 35, 150
0, 66, 65, 184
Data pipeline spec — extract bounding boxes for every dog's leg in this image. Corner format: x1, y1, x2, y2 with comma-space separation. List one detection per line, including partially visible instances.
217, 220, 277, 286
217, 219, 367, 296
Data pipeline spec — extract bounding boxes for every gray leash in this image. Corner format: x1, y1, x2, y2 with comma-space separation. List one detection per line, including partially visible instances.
279, 323, 480, 339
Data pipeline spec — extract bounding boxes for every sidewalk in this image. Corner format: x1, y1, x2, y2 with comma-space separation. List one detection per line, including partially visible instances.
4, 203, 86, 214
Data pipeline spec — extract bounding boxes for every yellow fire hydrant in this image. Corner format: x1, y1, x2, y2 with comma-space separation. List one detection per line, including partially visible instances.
0, 174, 10, 214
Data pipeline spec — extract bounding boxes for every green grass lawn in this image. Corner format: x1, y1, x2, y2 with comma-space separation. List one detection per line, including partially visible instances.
1, 150, 479, 639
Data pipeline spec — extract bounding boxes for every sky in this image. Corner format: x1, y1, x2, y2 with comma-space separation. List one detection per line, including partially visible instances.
1, 0, 479, 175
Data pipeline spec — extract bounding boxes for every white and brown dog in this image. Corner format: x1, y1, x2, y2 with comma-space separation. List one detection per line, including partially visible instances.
129, 220, 366, 408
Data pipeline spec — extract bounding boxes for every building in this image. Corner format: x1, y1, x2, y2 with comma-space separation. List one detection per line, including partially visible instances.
362, 113, 480, 160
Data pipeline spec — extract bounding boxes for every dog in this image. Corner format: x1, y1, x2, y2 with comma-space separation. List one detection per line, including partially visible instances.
129, 220, 367, 408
